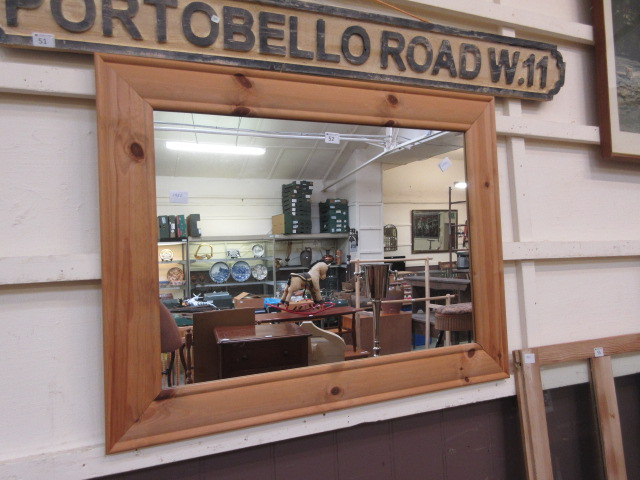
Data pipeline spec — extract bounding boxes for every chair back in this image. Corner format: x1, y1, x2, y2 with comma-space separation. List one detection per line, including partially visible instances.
160, 302, 183, 353
299, 321, 346, 365
193, 308, 255, 382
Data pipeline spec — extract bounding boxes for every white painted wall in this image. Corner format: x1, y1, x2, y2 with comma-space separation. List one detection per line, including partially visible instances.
1, 0, 640, 478
382, 151, 468, 266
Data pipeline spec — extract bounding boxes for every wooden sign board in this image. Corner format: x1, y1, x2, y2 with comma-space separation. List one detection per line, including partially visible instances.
0, 0, 565, 100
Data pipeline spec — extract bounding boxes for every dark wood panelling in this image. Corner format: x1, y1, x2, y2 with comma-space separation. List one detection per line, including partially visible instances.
616, 374, 640, 479
544, 382, 605, 480
101, 374, 639, 480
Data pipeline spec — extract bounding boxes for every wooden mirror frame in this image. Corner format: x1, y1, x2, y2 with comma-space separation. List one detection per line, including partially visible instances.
95, 53, 508, 453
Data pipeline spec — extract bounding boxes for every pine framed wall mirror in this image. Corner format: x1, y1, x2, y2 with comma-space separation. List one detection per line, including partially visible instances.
95, 53, 508, 453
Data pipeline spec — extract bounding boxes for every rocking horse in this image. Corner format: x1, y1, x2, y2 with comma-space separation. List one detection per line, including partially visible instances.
280, 261, 329, 306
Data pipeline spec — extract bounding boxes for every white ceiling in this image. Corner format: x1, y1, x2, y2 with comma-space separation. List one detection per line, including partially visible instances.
153, 111, 464, 182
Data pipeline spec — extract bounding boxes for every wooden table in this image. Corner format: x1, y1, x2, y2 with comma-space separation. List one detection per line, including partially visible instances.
403, 275, 472, 312
255, 306, 361, 351
214, 324, 311, 379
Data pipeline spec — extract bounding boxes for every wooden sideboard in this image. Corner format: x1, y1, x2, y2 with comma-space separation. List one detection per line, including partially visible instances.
214, 324, 311, 379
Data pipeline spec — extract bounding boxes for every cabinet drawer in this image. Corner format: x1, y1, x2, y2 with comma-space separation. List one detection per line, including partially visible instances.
220, 336, 308, 378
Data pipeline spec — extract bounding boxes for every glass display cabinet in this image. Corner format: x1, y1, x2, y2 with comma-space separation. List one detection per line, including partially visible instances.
157, 239, 190, 301
188, 236, 276, 298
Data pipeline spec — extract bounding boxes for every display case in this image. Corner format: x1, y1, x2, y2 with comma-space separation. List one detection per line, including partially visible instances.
188, 236, 276, 298
157, 239, 190, 302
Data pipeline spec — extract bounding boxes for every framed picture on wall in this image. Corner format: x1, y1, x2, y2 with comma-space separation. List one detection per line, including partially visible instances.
593, 0, 640, 161
411, 210, 457, 253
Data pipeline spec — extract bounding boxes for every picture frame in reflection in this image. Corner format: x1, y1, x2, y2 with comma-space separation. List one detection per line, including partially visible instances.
411, 210, 457, 253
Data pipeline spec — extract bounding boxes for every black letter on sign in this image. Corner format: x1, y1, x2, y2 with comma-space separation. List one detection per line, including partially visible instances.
406, 36, 433, 73
223, 6, 255, 52
51, 0, 95, 32
341, 25, 370, 65
289, 16, 313, 59
259, 11, 285, 56
6, 0, 43, 27
144, 0, 177, 43
316, 19, 340, 63
459, 43, 481, 80
102, 0, 142, 40
380, 31, 406, 71
182, 2, 218, 47
489, 48, 520, 84
432, 40, 457, 77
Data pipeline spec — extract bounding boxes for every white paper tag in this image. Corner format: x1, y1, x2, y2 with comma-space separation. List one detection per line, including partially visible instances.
438, 157, 452, 172
524, 353, 536, 364
594, 347, 604, 358
32, 33, 55, 48
169, 190, 189, 204
325, 132, 340, 144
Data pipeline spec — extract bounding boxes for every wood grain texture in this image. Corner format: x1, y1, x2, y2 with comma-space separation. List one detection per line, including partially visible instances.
513, 349, 554, 480
514, 336, 639, 480
535, 333, 640, 366
590, 356, 628, 479
95, 55, 160, 450
95, 53, 509, 452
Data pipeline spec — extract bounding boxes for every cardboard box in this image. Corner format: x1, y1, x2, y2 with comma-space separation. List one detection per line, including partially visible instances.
343, 311, 412, 355
233, 292, 264, 311
272, 214, 285, 234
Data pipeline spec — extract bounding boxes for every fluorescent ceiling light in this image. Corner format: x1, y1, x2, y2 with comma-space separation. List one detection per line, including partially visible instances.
166, 141, 266, 155
453, 181, 468, 189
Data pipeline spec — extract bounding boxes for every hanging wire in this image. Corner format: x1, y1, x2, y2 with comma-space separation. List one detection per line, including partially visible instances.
370, 0, 430, 23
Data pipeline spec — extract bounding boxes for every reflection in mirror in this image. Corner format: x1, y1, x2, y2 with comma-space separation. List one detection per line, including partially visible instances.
153, 111, 469, 386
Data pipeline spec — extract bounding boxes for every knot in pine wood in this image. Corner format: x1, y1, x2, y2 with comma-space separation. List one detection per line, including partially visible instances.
129, 142, 145, 161
386, 94, 399, 105
232, 106, 252, 117
234, 74, 253, 89
330, 386, 342, 396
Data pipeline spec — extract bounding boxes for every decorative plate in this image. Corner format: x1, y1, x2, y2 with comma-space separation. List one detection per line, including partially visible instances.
227, 249, 240, 259
166, 267, 185, 284
159, 248, 174, 261
209, 262, 230, 284
252, 244, 265, 258
251, 263, 268, 281
231, 261, 251, 282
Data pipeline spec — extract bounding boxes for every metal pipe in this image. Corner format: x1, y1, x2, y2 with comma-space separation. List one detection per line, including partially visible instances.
154, 123, 389, 145
321, 131, 447, 192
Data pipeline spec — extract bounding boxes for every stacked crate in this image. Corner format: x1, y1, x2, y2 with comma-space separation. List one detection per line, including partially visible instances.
281, 181, 313, 234
320, 199, 349, 233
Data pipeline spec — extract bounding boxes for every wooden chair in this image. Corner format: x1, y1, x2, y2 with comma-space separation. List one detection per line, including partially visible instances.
192, 308, 255, 383
160, 302, 193, 387
299, 321, 347, 365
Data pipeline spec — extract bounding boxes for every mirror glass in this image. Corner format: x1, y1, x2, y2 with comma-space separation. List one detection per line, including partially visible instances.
153, 111, 469, 385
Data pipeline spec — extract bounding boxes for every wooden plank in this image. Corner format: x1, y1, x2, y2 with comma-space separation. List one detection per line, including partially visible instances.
0, 0, 565, 100
513, 349, 554, 480
466, 97, 509, 372
590, 356, 628, 479
535, 334, 640, 366
95, 55, 160, 451
115, 345, 506, 451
